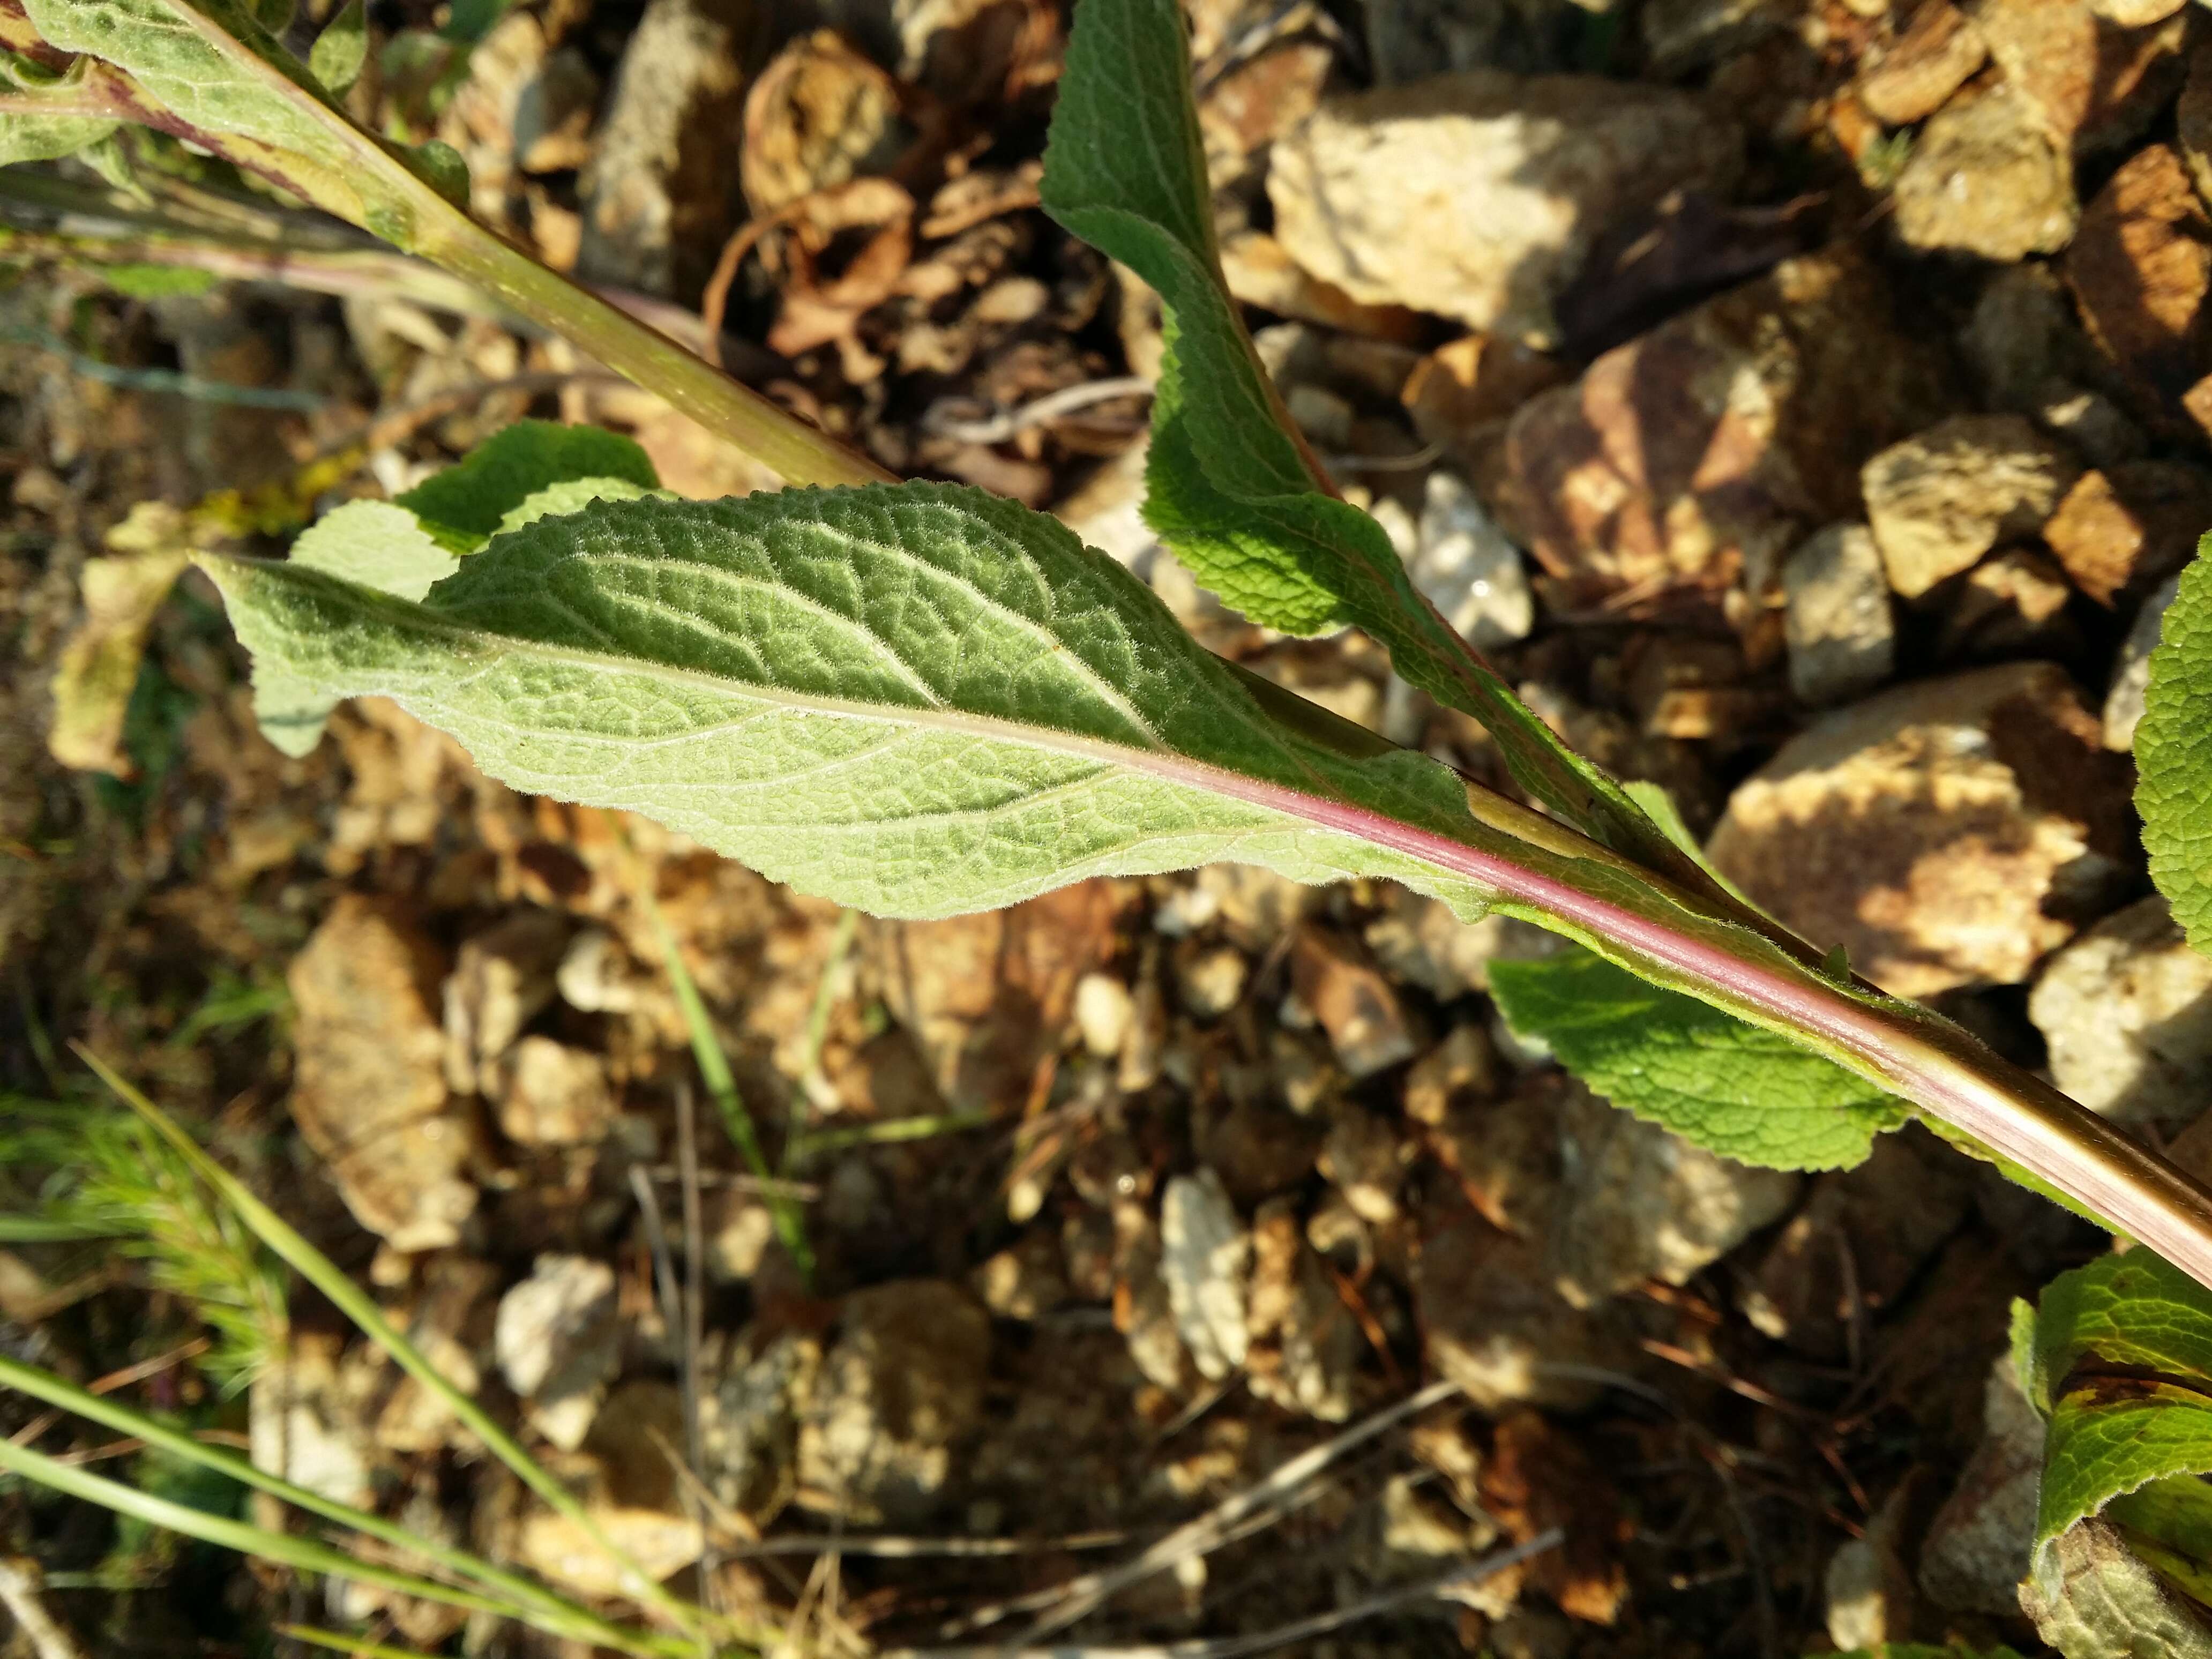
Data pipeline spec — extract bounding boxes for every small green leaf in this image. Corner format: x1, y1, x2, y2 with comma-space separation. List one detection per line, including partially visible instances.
2139, 535, 2212, 955
1488, 947, 1908, 1170
496, 477, 669, 539
395, 420, 660, 551
402, 136, 469, 207
1038, 0, 1711, 895
0, 49, 122, 163
101, 261, 220, 298
306, 0, 366, 95
2024, 1250, 2212, 1570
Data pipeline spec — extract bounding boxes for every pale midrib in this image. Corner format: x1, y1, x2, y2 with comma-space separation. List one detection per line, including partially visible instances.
273, 570, 2212, 1288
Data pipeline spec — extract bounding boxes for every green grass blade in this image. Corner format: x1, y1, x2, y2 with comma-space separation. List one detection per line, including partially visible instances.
0, 1432, 535, 1630
646, 903, 814, 1284
0, 1354, 675, 1658
69, 1044, 712, 1643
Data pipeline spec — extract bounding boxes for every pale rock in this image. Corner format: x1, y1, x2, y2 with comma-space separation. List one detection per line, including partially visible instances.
1783, 524, 1895, 705
1073, 973, 1135, 1059
575, 0, 751, 296
1919, 1354, 2043, 1615
1115, 1199, 1193, 1390
1862, 415, 2081, 599
796, 1282, 990, 1524
2093, 0, 2188, 22
1245, 1199, 1356, 1422
704, 1191, 775, 1282
250, 1332, 375, 1507
1407, 470, 1535, 648
495, 1254, 620, 1452
494, 1036, 617, 1146
2105, 573, 2182, 750
515, 1505, 704, 1598
1160, 1170, 1250, 1381
1856, 1, 1988, 124
699, 1326, 818, 1522
1708, 662, 2131, 997
1289, 927, 1422, 1079
288, 896, 476, 1252
1494, 246, 1941, 607
1176, 942, 1249, 1020
1363, 890, 1562, 1001
1891, 79, 2076, 261
555, 927, 659, 1016
2031, 895, 2212, 1124
1825, 1485, 1924, 1651
445, 908, 568, 1095
1548, 1082, 1799, 1307
1268, 72, 1742, 345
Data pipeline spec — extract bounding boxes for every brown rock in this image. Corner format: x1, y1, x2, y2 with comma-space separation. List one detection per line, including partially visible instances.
1860, 415, 2081, 599
444, 907, 569, 1095
1970, 0, 2193, 155
1491, 246, 1941, 607
1890, 78, 2076, 261
1289, 927, 1422, 1079
494, 1036, 618, 1146
2181, 34, 2212, 206
288, 896, 476, 1251
2066, 145, 2212, 431
1857, 2, 1989, 124
2042, 461, 2212, 604
1939, 547, 2078, 660
1401, 333, 1571, 467
2030, 894, 2212, 1125
1706, 663, 2132, 997
1482, 1410, 1630, 1627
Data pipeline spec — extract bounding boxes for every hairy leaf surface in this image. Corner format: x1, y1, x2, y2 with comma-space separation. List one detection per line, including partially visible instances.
395, 420, 662, 551
1489, 948, 1907, 1170
2019, 1249, 2212, 1631
1037, 0, 1709, 894
2140, 537, 2212, 955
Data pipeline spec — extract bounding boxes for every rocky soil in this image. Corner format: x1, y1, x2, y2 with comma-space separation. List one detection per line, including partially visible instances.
6, 0, 2212, 1655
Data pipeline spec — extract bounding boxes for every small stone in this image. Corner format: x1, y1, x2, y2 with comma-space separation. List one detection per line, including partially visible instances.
1861, 415, 2081, 599
251, 1332, 376, 1506
1825, 1485, 1924, 1651
1319, 1105, 1408, 1224
575, 0, 753, 297
1708, 662, 2132, 997
1245, 1199, 1356, 1422
1160, 1170, 1250, 1381
972, 1233, 1069, 1321
1890, 79, 2076, 261
1919, 1354, 2042, 1615
1548, 1082, 1799, 1308
494, 1036, 617, 1147
1284, 384, 1354, 451
2031, 896, 2212, 1125
514, 48, 601, 174
1401, 334, 1571, 469
2093, 0, 2187, 23
1408, 470, 1534, 648
1972, 0, 2193, 157
1289, 928, 1422, 1079
1267, 72, 1742, 346
496, 1256, 621, 1453
1175, 942, 1249, 1020
2180, 33, 2212, 205
2042, 461, 2212, 606
556, 928, 659, 1017
515, 1504, 704, 1599
796, 1282, 990, 1525
1784, 524, 1895, 705
1939, 548, 2076, 660
1738, 1130, 1974, 1359
444, 909, 569, 1095
1493, 247, 1942, 608
2036, 384, 2148, 470
1961, 263, 2111, 417
1072, 972, 1135, 1060
1415, 1196, 1640, 1413
699, 1326, 818, 1523
288, 896, 476, 1252
704, 1192, 775, 1283
1856, 1, 1989, 124
2104, 573, 2183, 750
2067, 146, 2212, 429
1364, 891, 1561, 1003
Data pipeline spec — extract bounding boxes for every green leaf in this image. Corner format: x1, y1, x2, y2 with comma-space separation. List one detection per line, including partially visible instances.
2139, 535, 2212, 955
496, 476, 668, 539
1488, 947, 1908, 1170
2022, 1520, 2212, 1659
2024, 1251, 2212, 1571
1828, 1648, 2026, 1659
305, 0, 365, 96
289, 500, 455, 602
395, 420, 661, 551
0, 49, 122, 163
1038, 0, 1712, 896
